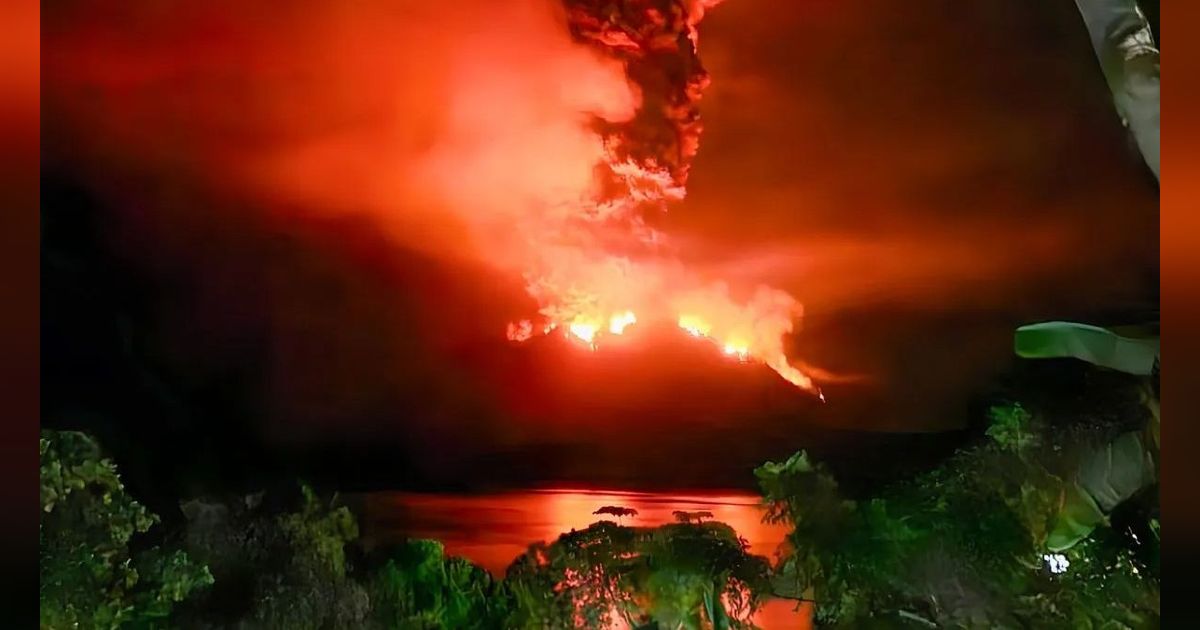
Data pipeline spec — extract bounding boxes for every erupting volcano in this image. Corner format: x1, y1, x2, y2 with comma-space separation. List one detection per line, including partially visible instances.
503, 0, 820, 396
43, 0, 827, 398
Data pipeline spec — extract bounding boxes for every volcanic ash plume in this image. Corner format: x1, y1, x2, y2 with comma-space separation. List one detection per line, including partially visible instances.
43, 0, 819, 394
504, 0, 818, 394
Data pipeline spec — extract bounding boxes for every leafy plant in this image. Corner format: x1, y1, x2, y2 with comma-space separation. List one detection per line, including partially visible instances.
279, 483, 360, 578
505, 520, 771, 629
1014, 321, 1158, 375
985, 404, 1037, 453
758, 397, 1159, 627
39, 430, 212, 630
180, 482, 368, 630
370, 539, 509, 629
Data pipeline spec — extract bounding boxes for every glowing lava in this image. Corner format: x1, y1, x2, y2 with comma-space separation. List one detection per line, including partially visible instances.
42, 0, 826, 396
678, 315, 711, 338
568, 321, 599, 346
722, 343, 749, 361
503, 0, 822, 397
608, 311, 637, 334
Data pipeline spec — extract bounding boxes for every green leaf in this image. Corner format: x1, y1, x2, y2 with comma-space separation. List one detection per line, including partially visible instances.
704, 588, 731, 630
1075, 431, 1156, 514
1015, 321, 1158, 375
986, 404, 1037, 452
1046, 483, 1106, 552
40, 430, 211, 628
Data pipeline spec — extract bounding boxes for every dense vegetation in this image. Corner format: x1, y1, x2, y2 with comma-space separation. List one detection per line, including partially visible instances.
39, 431, 773, 629
40, 431, 213, 629
41, 362, 1159, 629
757, 366, 1159, 628
505, 519, 771, 628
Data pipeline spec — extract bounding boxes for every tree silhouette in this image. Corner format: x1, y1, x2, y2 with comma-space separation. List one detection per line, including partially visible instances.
593, 505, 639, 520
672, 510, 715, 524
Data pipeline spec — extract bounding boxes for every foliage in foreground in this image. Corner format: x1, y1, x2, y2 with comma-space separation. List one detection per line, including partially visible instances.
506, 520, 772, 629
40, 430, 213, 630
43, 362, 1161, 629
42, 427, 774, 630
178, 483, 370, 629
757, 394, 1160, 628
368, 538, 509, 629
177, 480, 492, 630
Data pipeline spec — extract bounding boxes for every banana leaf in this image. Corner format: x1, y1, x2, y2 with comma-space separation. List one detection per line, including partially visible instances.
1046, 482, 1106, 552
1073, 0, 1159, 179
1140, 381, 1159, 455
1014, 321, 1158, 375
1046, 431, 1156, 551
703, 588, 731, 630
1076, 431, 1156, 513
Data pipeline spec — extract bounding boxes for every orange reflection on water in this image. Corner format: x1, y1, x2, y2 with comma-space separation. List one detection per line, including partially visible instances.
361, 488, 810, 629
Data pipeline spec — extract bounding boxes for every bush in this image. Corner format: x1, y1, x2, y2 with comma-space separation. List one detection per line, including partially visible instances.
369, 539, 509, 629
179, 482, 368, 629
757, 398, 1159, 628
40, 430, 213, 629
505, 520, 771, 629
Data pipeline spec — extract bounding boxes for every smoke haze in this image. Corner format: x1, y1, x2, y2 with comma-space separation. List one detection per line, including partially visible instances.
42, 1, 1157, 490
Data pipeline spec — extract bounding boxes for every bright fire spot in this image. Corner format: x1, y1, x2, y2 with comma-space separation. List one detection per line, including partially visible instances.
608, 311, 637, 334
678, 315, 711, 338
568, 321, 598, 346
766, 358, 816, 393
722, 343, 750, 362
497, 0, 824, 398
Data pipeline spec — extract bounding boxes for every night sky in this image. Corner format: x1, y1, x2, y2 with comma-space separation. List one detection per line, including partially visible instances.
41, 1, 1157, 503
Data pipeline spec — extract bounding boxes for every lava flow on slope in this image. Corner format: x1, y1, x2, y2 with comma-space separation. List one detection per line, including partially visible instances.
503, 0, 823, 397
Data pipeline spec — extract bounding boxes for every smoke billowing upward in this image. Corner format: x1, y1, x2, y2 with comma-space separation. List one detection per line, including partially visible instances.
504, 0, 820, 392
43, 0, 1157, 461
44, 0, 821, 393
567, 0, 717, 187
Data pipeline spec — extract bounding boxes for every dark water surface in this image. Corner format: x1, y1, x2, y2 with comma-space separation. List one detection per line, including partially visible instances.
360, 488, 811, 628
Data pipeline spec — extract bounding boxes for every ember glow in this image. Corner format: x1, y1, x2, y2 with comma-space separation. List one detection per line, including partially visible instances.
608, 311, 638, 334
500, 0, 820, 395
44, 0, 823, 396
